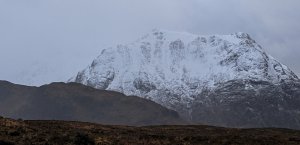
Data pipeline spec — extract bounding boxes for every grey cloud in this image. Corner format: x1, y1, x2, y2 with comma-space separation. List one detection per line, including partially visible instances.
0, 0, 299, 85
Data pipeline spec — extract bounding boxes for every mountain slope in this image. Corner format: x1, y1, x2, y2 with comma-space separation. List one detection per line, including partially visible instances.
70, 29, 300, 129
191, 79, 300, 129
0, 81, 183, 125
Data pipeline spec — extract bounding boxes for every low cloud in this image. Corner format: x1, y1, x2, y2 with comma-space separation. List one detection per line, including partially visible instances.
0, 0, 299, 85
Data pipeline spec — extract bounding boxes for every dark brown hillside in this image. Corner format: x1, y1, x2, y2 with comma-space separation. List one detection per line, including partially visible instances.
0, 117, 300, 145
0, 81, 183, 126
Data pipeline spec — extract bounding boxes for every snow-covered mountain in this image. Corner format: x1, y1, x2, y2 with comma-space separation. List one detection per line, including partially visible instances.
70, 29, 300, 128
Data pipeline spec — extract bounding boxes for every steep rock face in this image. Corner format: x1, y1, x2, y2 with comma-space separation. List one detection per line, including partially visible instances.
70, 29, 299, 127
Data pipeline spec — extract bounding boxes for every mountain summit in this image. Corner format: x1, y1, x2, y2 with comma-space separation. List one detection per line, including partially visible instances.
70, 29, 300, 129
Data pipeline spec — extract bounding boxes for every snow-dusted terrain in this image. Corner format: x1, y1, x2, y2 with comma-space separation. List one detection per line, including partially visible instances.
70, 29, 300, 128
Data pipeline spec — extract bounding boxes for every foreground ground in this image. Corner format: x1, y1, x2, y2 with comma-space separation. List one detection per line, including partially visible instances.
0, 117, 300, 145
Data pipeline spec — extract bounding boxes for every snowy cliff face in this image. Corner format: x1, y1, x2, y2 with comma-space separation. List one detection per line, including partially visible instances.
70, 29, 299, 120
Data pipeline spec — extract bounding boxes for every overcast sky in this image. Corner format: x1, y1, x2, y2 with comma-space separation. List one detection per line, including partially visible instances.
0, 0, 299, 85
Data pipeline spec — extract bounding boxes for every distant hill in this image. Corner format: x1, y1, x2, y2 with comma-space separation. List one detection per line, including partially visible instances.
0, 117, 300, 145
0, 81, 183, 126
